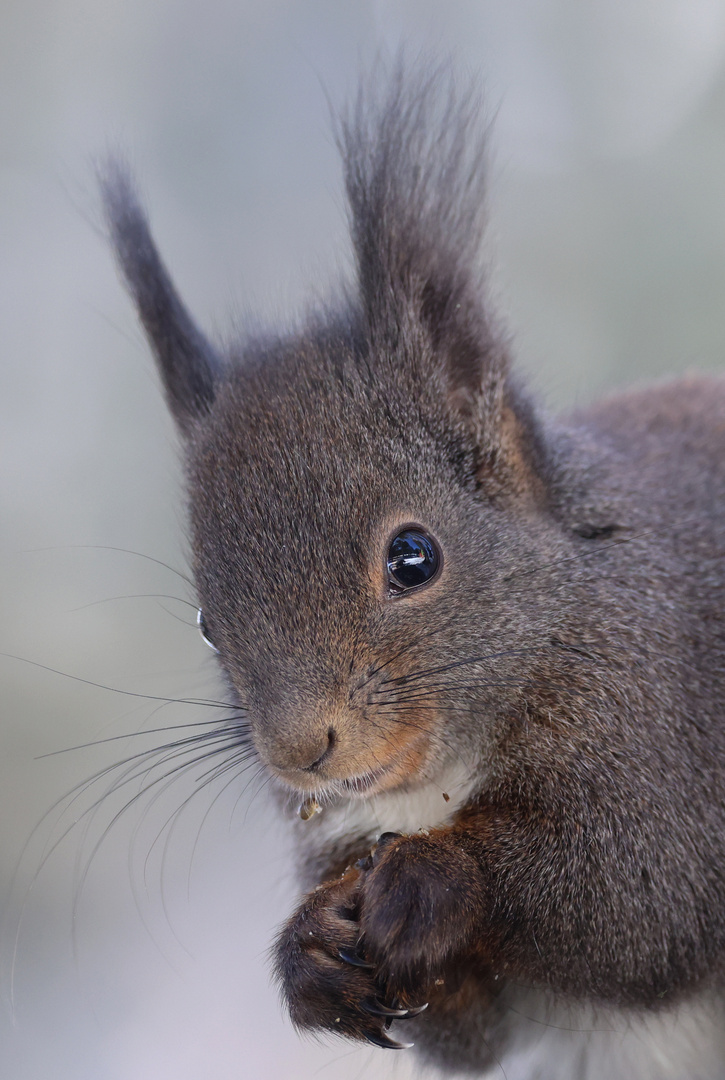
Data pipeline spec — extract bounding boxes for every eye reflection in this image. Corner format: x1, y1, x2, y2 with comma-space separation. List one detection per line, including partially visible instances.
387, 529, 441, 594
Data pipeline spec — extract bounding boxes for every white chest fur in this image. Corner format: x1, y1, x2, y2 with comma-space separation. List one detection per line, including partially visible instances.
486, 986, 725, 1080
292, 760, 477, 862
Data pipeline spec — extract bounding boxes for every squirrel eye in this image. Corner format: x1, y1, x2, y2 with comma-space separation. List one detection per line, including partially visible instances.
387, 529, 441, 594
197, 608, 219, 652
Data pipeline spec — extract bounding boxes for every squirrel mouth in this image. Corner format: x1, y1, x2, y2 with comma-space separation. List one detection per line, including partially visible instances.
275, 760, 396, 807
290, 760, 405, 814
324, 748, 429, 800
294, 763, 394, 802
280, 729, 434, 804
338, 765, 391, 796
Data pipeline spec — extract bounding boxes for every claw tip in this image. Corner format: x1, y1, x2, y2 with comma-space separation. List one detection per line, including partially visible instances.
364, 1032, 414, 1050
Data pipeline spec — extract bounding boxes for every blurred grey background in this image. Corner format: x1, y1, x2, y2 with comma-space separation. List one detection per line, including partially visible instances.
2, 1, 725, 1078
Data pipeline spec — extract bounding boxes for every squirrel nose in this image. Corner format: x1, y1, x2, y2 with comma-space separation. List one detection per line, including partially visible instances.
302, 727, 336, 772
257, 715, 340, 779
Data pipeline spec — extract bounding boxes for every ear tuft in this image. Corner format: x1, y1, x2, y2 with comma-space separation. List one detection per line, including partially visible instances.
338, 60, 549, 499
338, 57, 505, 413
100, 160, 221, 434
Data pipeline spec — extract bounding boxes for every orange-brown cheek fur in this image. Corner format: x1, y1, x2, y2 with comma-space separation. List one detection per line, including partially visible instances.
326, 700, 438, 793
349, 623, 446, 787
364, 725, 433, 793
263, 690, 441, 796
341, 528, 447, 793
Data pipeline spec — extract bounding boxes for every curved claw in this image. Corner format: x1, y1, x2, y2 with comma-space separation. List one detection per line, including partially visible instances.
338, 946, 375, 969
396, 1002, 429, 1019
372, 831, 402, 865
361, 997, 411, 1018
365, 1030, 414, 1050
376, 831, 403, 847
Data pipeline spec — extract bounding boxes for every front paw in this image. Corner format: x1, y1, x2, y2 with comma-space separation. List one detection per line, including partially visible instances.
360, 830, 486, 977
273, 866, 424, 1049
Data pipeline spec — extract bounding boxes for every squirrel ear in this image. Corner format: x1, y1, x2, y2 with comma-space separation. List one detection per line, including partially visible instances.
340, 62, 507, 433
340, 62, 542, 496
100, 162, 221, 435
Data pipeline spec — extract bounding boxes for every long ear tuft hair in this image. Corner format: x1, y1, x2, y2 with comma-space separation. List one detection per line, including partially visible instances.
100, 161, 221, 434
338, 58, 505, 418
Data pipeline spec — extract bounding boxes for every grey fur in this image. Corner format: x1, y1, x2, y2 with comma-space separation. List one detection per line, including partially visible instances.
102, 61, 725, 1076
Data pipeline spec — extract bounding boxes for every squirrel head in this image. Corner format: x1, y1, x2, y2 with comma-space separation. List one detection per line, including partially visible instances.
102, 65, 581, 802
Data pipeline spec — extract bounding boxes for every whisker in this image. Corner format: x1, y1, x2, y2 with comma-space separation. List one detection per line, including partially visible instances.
71, 593, 199, 613
1, 651, 238, 709
375, 679, 590, 703
26, 543, 194, 586
143, 747, 258, 896
378, 646, 568, 688
359, 615, 460, 687
502, 519, 702, 584
244, 769, 278, 822
229, 759, 268, 827
9, 724, 250, 1008
70, 742, 247, 931
377, 712, 473, 774
472, 1013, 509, 1080
31, 726, 251, 884
179, 756, 265, 896
500, 1001, 615, 1034
37, 716, 246, 758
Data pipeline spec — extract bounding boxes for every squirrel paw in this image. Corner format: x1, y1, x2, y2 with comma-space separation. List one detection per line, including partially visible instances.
273, 861, 427, 1048
360, 830, 486, 976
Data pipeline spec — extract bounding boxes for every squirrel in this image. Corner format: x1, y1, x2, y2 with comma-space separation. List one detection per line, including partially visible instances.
101, 62, 725, 1079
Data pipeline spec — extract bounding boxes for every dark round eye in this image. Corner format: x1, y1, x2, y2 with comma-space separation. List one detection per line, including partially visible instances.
197, 608, 218, 652
387, 528, 441, 594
